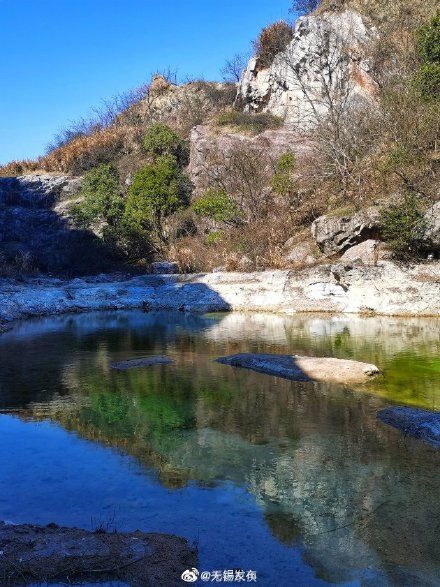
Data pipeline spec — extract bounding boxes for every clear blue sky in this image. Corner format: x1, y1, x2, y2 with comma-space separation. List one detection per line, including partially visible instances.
0, 0, 294, 164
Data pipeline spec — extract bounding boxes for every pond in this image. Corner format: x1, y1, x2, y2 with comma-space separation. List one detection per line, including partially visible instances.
0, 311, 439, 586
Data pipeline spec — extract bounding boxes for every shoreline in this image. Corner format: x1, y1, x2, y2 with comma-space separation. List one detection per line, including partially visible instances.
0, 261, 439, 331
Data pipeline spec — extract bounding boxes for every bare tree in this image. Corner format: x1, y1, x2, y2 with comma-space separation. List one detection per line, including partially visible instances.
200, 142, 275, 220
221, 53, 248, 83
46, 84, 149, 153
289, 0, 320, 16
275, 15, 378, 198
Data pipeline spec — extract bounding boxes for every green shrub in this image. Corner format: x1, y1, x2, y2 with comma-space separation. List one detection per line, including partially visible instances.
125, 155, 192, 245
271, 152, 296, 196
205, 231, 222, 245
216, 110, 283, 134
71, 164, 124, 231
413, 63, 440, 101
380, 192, 427, 259
413, 13, 440, 101
417, 11, 440, 64
193, 188, 242, 224
143, 123, 188, 165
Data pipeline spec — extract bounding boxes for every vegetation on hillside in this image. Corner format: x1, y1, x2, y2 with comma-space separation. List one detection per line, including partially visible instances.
1, 0, 438, 272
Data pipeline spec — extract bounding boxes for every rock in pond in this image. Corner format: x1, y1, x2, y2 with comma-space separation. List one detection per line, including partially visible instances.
110, 356, 173, 370
378, 406, 440, 448
0, 521, 197, 586
216, 353, 379, 385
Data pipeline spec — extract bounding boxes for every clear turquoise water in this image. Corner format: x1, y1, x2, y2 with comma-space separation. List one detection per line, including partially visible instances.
0, 311, 439, 586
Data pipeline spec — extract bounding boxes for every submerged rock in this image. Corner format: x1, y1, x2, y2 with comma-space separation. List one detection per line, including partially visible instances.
110, 356, 173, 370
216, 353, 379, 385
377, 406, 440, 448
0, 521, 196, 586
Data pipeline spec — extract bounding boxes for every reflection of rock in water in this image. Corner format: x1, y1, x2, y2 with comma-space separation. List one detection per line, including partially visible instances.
1, 310, 440, 584
264, 510, 302, 547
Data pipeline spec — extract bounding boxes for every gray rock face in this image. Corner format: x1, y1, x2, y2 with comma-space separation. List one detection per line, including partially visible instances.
236, 10, 377, 127
0, 262, 439, 326
311, 207, 381, 254
216, 353, 379, 384
0, 174, 79, 208
378, 407, 440, 448
189, 125, 312, 193
423, 201, 440, 251
0, 174, 120, 274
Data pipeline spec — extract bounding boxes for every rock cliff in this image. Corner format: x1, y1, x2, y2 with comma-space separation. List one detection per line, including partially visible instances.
236, 9, 377, 127
0, 174, 121, 274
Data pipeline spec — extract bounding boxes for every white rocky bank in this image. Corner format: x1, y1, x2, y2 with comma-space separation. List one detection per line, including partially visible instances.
0, 261, 439, 327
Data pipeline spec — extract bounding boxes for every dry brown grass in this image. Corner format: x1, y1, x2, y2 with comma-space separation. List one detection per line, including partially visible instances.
253, 21, 293, 69
39, 126, 127, 175
0, 159, 40, 177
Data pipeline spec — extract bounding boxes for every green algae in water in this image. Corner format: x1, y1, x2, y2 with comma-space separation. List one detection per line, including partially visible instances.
370, 352, 440, 410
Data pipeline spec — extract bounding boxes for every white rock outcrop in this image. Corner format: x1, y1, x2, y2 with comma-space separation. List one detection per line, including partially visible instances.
0, 261, 439, 328
236, 10, 377, 127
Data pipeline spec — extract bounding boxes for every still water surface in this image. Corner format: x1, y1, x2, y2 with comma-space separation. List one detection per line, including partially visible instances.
0, 311, 439, 586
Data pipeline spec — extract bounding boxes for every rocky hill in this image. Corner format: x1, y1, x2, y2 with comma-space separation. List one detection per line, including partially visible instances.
0, 0, 438, 276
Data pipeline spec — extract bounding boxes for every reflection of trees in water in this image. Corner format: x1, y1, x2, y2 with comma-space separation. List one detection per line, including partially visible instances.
15, 358, 440, 584
1, 311, 440, 583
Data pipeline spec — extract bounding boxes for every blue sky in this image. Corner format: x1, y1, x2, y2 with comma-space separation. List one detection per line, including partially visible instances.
0, 0, 294, 164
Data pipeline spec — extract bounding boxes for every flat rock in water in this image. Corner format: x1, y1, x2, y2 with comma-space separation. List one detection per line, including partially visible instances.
111, 356, 173, 370
216, 353, 379, 384
0, 521, 197, 586
378, 406, 440, 448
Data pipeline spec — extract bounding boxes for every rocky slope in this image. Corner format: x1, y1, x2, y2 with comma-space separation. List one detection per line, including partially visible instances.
0, 1, 437, 284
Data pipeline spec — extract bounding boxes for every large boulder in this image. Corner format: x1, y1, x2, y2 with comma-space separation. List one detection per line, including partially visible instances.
235, 10, 377, 128
340, 239, 391, 265
311, 207, 381, 255
283, 238, 319, 266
